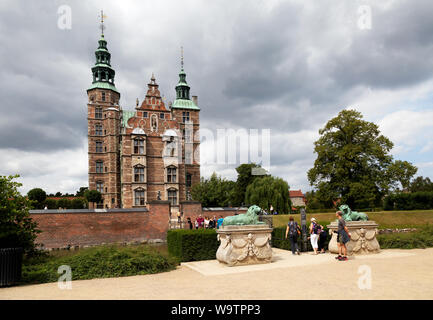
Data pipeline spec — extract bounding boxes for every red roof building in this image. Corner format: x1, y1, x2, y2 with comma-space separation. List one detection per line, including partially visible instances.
289, 190, 306, 207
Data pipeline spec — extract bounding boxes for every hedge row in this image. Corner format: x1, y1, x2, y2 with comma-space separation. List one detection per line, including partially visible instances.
167, 229, 219, 262
43, 198, 87, 209
384, 192, 433, 211
377, 225, 433, 249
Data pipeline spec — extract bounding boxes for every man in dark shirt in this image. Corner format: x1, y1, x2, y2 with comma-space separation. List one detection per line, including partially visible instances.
336, 211, 351, 261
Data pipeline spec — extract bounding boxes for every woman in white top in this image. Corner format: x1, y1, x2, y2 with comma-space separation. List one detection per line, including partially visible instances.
309, 217, 320, 255
204, 217, 210, 229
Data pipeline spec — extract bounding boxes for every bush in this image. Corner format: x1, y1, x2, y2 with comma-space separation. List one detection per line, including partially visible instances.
57, 198, 72, 209
44, 199, 58, 209
0, 175, 41, 254
167, 229, 219, 262
71, 198, 87, 209
384, 192, 433, 211
378, 225, 433, 249
21, 245, 178, 284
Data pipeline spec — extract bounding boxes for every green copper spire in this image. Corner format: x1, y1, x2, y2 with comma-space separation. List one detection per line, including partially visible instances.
87, 11, 119, 94
172, 47, 199, 110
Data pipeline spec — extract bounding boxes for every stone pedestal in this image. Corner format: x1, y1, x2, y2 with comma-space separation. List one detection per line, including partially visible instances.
216, 225, 273, 266
327, 221, 380, 255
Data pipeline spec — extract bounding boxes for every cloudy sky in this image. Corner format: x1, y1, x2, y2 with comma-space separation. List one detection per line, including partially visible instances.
0, 0, 432, 195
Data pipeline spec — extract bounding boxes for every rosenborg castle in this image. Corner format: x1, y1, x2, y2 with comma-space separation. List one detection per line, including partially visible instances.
86, 30, 200, 211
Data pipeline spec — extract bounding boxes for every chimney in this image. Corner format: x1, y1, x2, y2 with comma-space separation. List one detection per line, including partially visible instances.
192, 95, 198, 106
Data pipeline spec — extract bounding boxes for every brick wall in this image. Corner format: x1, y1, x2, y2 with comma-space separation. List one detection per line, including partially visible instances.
30, 201, 170, 249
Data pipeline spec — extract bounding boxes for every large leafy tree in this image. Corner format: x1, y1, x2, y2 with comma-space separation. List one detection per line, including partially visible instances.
0, 175, 41, 254
410, 176, 433, 192
27, 188, 47, 209
308, 109, 414, 208
245, 176, 290, 214
231, 163, 263, 206
191, 173, 236, 207
387, 160, 418, 191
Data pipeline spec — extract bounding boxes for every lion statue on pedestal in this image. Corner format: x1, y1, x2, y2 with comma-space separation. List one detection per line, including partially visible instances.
222, 205, 266, 226
339, 204, 369, 221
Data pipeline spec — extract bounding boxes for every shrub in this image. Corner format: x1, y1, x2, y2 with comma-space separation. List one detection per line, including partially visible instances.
0, 175, 41, 254
378, 225, 433, 249
21, 245, 178, 284
44, 199, 58, 209
57, 198, 72, 209
71, 198, 87, 209
27, 188, 47, 209
384, 192, 433, 211
167, 229, 219, 262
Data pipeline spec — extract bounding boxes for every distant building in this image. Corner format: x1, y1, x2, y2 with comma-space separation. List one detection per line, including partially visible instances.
289, 190, 306, 207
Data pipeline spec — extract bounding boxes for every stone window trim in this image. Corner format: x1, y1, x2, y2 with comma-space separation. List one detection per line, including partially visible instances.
133, 138, 145, 154
96, 160, 104, 173
95, 123, 103, 136
134, 187, 146, 206
167, 188, 178, 206
133, 164, 146, 183
95, 141, 103, 153
166, 165, 177, 183
96, 180, 104, 194
95, 107, 103, 119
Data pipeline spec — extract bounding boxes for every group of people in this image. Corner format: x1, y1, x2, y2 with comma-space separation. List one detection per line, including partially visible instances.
186, 214, 225, 230
285, 211, 351, 261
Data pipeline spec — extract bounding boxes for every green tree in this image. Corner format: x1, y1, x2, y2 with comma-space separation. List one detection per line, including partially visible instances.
410, 176, 433, 193
0, 175, 41, 254
191, 173, 236, 207
387, 160, 418, 191
27, 188, 47, 209
232, 163, 263, 206
308, 109, 395, 208
245, 176, 290, 214
75, 187, 88, 197
84, 190, 102, 209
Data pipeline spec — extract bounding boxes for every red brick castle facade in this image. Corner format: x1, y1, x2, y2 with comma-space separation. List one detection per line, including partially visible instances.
86, 31, 200, 211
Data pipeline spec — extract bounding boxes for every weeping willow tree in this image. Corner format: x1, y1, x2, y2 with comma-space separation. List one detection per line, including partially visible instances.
244, 176, 290, 214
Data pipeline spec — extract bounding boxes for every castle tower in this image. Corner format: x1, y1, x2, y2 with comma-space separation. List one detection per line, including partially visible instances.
170, 50, 201, 202
87, 20, 121, 209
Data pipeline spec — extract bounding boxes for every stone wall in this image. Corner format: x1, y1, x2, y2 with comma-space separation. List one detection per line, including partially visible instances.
30, 201, 170, 249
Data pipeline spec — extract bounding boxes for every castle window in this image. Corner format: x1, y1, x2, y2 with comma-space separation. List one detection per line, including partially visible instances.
95, 124, 103, 136
160, 113, 165, 119
168, 189, 177, 206
186, 173, 192, 188
96, 181, 104, 193
182, 111, 190, 123
143, 111, 148, 118
134, 166, 145, 182
95, 107, 103, 119
101, 92, 106, 101
95, 141, 103, 153
167, 167, 177, 183
96, 161, 103, 173
134, 188, 145, 206
134, 139, 144, 154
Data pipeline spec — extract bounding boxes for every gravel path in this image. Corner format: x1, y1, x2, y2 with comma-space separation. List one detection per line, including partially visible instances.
1, 248, 433, 300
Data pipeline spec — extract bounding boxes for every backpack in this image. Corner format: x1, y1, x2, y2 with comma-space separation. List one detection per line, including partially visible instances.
288, 222, 298, 235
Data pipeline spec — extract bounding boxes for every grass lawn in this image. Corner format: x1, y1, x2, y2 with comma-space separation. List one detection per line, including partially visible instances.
21, 243, 178, 285
272, 210, 433, 229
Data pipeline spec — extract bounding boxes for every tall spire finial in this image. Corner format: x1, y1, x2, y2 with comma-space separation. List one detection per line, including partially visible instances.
181, 46, 184, 70
99, 10, 107, 36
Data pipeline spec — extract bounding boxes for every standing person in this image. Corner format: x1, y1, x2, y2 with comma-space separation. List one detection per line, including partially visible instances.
285, 216, 301, 255
204, 216, 210, 229
336, 211, 351, 261
217, 216, 224, 229
177, 211, 181, 224
187, 217, 193, 230
194, 218, 199, 229
309, 217, 320, 255
317, 224, 327, 253
197, 214, 204, 229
